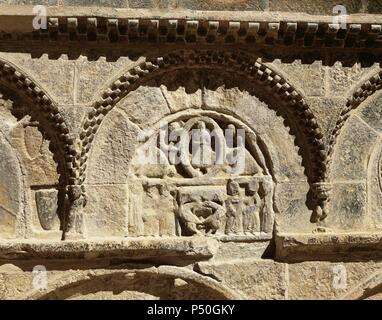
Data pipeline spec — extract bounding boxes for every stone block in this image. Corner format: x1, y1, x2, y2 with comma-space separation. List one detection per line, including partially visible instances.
197, 259, 287, 300
328, 182, 367, 230
269, 60, 325, 97
83, 184, 128, 237
288, 261, 382, 300
331, 115, 379, 181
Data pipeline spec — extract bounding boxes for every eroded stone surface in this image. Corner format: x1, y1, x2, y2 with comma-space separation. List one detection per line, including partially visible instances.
0, 2, 382, 301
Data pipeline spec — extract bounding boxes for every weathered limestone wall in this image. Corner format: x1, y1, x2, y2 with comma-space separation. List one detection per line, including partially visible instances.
0, 1, 382, 300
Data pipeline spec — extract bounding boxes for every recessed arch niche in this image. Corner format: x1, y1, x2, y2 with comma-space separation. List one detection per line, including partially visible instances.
0, 76, 69, 240
83, 65, 314, 238
329, 82, 382, 232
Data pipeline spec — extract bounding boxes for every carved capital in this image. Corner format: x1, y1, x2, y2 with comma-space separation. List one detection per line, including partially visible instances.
64, 185, 86, 240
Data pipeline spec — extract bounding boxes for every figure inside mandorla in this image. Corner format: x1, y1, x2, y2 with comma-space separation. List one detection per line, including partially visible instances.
191, 121, 215, 174
243, 181, 261, 235
225, 180, 244, 235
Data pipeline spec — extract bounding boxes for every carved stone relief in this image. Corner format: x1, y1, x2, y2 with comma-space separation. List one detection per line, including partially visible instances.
83, 65, 312, 238
76, 50, 325, 239
2, 4, 382, 300
126, 113, 276, 238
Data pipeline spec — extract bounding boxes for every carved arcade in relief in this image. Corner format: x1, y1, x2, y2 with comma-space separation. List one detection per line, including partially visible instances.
3, 4, 382, 301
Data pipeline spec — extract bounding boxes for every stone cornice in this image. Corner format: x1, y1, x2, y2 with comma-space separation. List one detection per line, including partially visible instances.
0, 237, 217, 261
1, 9, 382, 50
275, 232, 382, 262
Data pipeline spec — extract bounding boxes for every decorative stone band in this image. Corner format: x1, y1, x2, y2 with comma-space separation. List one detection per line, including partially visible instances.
2, 233, 382, 263
20, 266, 243, 300
0, 7, 381, 49
21, 17, 382, 49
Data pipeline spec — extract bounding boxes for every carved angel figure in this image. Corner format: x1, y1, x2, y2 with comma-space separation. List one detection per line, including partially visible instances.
243, 181, 261, 234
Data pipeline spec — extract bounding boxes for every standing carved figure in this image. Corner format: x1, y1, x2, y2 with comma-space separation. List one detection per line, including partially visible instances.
160, 121, 184, 169
225, 124, 247, 175
243, 181, 261, 234
192, 121, 214, 173
260, 180, 275, 233
225, 180, 243, 235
